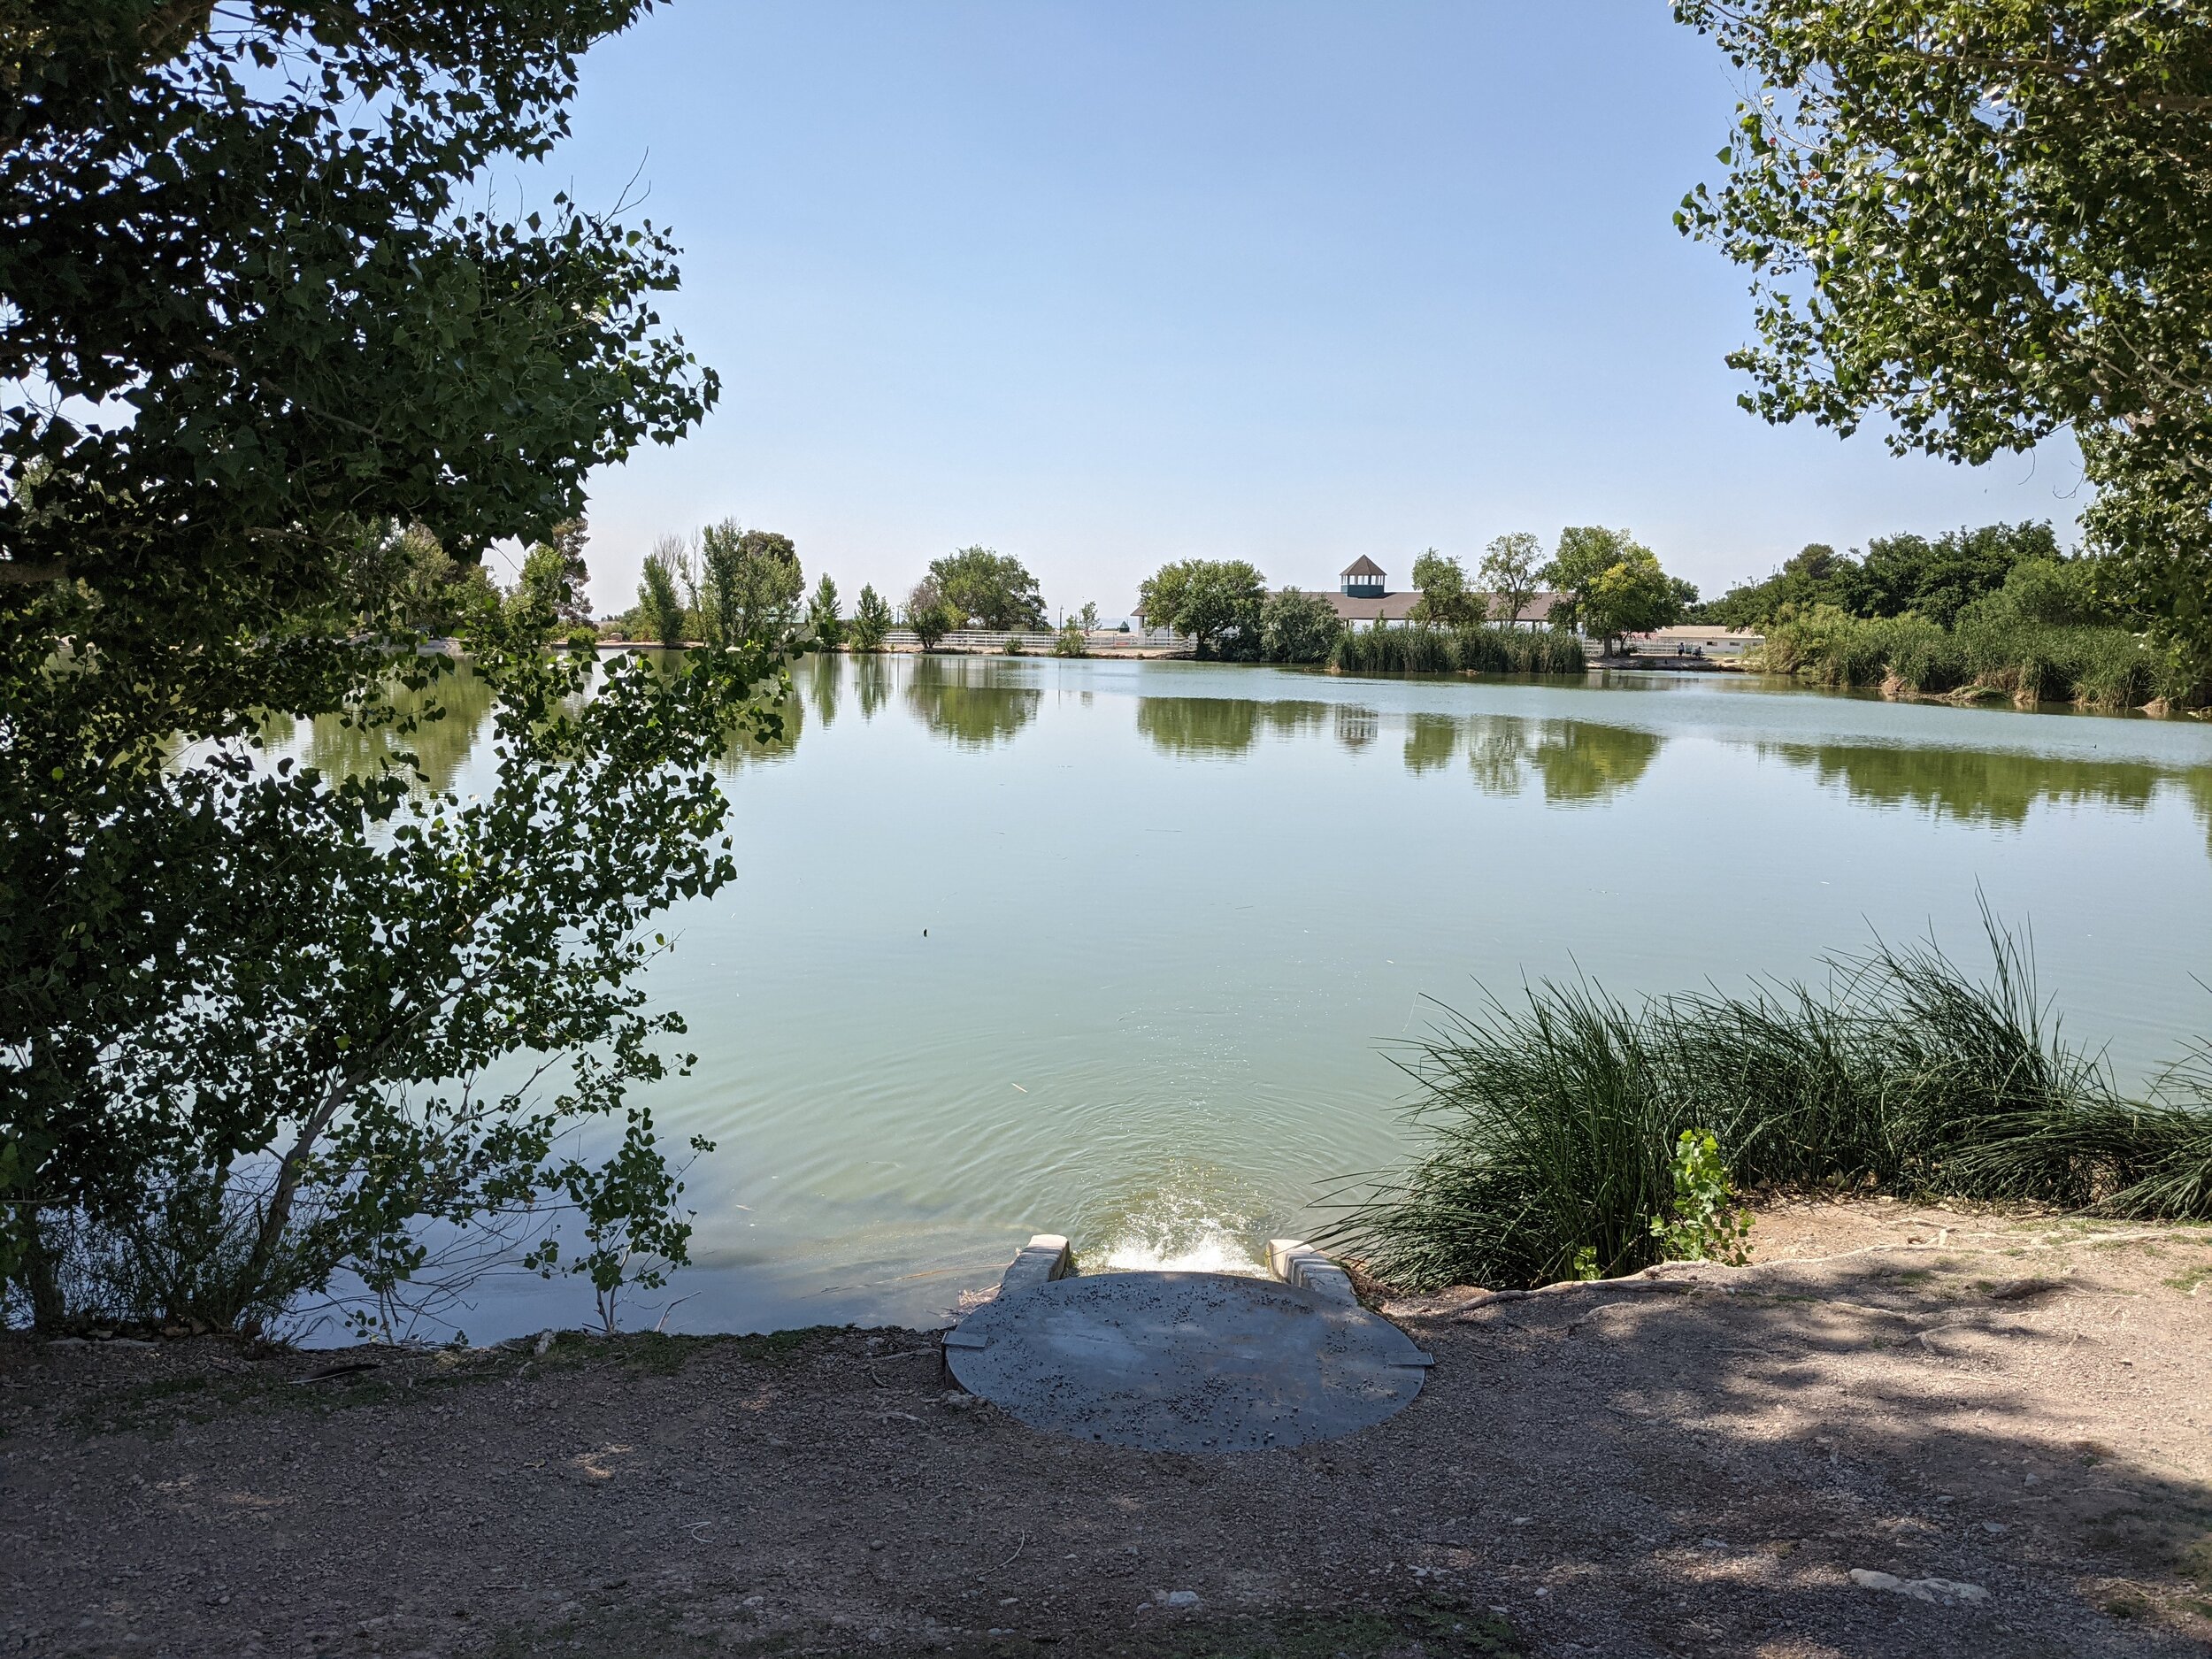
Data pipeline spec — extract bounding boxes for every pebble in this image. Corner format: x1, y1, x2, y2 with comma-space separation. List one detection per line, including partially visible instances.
1154, 1589, 1200, 1609
1849, 1569, 1990, 1608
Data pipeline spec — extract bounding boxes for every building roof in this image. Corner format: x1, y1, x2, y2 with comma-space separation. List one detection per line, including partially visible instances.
1316, 590, 1563, 625
1340, 555, 1386, 580
1324, 590, 1420, 622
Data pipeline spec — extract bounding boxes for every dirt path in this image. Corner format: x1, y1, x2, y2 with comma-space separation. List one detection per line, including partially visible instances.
4, 1202, 2210, 1658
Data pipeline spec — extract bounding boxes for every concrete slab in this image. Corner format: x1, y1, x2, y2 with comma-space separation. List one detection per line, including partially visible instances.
996, 1233, 1075, 1298
1266, 1238, 1358, 1306
942, 1270, 1432, 1452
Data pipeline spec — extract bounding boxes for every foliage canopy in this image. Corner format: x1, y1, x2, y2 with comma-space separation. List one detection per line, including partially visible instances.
927, 547, 1047, 632
1139, 558, 1268, 657
1, 2, 749, 1333
1675, 0, 2212, 660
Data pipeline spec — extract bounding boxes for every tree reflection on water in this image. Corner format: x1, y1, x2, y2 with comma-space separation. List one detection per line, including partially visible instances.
267, 660, 498, 794
1130, 691, 1664, 803
1762, 738, 2212, 849
1133, 697, 1330, 757
904, 655, 1042, 750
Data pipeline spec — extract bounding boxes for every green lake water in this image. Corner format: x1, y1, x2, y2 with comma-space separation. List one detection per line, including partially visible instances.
304, 654, 2212, 1338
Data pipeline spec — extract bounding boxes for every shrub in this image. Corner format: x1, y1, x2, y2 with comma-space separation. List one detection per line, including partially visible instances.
1759, 595, 2200, 710
1325, 921, 2212, 1291
1755, 604, 1888, 686
1260, 588, 1346, 663
849, 585, 893, 652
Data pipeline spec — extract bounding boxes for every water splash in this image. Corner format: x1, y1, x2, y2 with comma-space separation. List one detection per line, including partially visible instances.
1088, 1180, 1267, 1276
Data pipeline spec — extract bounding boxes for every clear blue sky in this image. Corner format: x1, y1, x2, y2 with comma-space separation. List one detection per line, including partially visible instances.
543, 1, 2085, 618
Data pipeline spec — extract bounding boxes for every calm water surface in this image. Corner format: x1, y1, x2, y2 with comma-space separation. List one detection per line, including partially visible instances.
310, 655, 2212, 1338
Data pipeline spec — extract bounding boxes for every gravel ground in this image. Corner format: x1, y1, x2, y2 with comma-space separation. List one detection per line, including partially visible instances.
4, 1200, 2209, 1658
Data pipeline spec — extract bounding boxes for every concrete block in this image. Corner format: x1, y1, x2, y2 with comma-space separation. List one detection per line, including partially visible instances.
1266, 1239, 1358, 1306
997, 1233, 1075, 1298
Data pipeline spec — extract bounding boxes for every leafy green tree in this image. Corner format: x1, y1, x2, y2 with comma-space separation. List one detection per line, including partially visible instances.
2000, 557, 2118, 627
1708, 523, 2064, 629
1542, 526, 1651, 634
1674, 0, 2212, 666
636, 539, 689, 648
353, 520, 497, 638
1409, 549, 1480, 626
0, 3, 733, 1325
849, 584, 894, 652
1260, 588, 1346, 664
1077, 601, 1102, 632
807, 573, 844, 649
1478, 532, 1545, 626
929, 547, 1048, 631
1581, 550, 1688, 650
1854, 523, 2058, 628
541, 518, 594, 625
35, 642, 777, 1334
1706, 543, 1853, 628
506, 543, 573, 642
905, 580, 959, 650
695, 522, 803, 649
1139, 558, 1268, 657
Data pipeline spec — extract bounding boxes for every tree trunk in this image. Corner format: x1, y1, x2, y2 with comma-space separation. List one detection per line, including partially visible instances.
18, 1210, 69, 1333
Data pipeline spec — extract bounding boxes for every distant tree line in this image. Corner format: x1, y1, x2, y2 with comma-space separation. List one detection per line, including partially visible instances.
1696, 524, 2093, 633
1698, 521, 2206, 710
1135, 529, 1696, 660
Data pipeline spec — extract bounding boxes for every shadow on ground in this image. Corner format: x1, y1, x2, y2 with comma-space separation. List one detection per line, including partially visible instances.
3, 1205, 2208, 1657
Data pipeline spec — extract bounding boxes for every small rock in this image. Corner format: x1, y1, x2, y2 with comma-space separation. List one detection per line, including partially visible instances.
1509, 1516, 1532, 1526
2023, 1473, 2040, 1486
532, 1329, 557, 1357
742, 1596, 764, 1609
938, 1391, 987, 1411
1154, 1589, 1201, 1609
1981, 1522, 2008, 1535
1850, 1569, 1990, 1608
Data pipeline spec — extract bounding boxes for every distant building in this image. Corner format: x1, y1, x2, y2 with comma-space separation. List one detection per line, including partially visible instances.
1316, 558, 1561, 631
1132, 558, 1566, 634
1620, 625, 1763, 658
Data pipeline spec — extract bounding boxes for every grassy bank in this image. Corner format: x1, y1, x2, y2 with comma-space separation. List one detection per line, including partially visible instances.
1330, 625, 1587, 677
1756, 603, 2208, 712
1326, 926, 2212, 1290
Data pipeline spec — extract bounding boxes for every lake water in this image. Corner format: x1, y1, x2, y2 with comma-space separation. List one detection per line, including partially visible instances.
315, 654, 2212, 1339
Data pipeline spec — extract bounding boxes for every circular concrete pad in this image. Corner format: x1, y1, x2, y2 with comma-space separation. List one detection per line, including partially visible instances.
943, 1271, 1431, 1452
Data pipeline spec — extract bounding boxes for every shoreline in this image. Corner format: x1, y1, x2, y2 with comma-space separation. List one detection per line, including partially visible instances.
10, 1200, 2210, 1658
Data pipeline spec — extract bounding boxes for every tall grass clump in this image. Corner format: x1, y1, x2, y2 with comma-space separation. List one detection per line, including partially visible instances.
1755, 591, 2200, 711
1331, 625, 1586, 677
1325, 920, 2212, 1291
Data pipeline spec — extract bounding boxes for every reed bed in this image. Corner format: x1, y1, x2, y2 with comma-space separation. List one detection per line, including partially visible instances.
1330, 625, 1588, 677
1324, 924, 2212, 1290
1755, 604, 2194, 711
